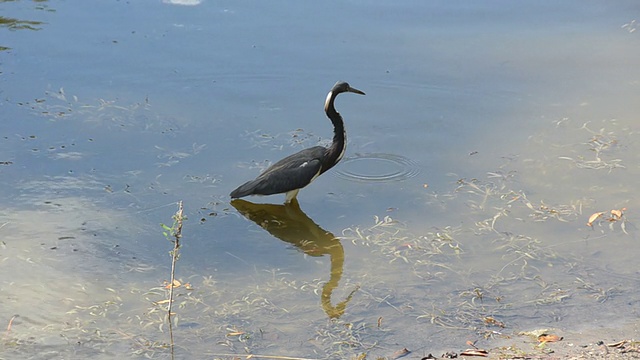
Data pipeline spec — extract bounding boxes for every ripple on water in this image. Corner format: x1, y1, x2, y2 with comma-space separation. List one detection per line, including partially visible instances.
334, 153, 419, 183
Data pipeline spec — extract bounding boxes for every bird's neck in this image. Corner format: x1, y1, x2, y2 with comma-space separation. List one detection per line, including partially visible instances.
323, 91, 346, 173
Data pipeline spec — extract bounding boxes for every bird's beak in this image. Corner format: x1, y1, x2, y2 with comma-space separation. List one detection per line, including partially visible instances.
348, 86, 366, 95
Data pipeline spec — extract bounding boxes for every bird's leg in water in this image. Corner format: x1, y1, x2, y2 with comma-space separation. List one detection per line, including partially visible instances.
285, 189, 300, 203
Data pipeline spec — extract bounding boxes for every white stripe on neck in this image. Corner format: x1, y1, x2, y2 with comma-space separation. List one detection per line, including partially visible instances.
324, 91, 334, 110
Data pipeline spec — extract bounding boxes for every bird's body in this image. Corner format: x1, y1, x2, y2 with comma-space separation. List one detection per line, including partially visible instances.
230, 81, 365, 203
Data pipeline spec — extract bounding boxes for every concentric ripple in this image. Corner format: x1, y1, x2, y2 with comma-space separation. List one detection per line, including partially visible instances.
334, 153, 420, 183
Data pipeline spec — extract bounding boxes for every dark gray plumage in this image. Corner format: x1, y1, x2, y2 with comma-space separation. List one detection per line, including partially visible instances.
230, 81, 365, 203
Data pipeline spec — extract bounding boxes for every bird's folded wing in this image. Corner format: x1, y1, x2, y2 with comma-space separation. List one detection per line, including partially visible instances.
233, 158, 323, 197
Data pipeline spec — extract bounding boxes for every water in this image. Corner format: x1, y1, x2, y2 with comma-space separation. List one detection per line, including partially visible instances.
1, 1, 639, 358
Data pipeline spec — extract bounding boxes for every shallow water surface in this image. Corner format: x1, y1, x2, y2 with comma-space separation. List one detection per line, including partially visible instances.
1, 1, 639, 358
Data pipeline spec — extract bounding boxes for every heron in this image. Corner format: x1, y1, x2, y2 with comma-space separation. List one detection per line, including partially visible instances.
230, 81, 365, 203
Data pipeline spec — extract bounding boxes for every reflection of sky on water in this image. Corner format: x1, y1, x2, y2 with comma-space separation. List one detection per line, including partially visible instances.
163, 0, 204, 6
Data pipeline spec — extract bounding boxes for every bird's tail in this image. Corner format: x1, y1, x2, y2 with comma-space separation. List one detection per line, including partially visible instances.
230, 180, 259, 199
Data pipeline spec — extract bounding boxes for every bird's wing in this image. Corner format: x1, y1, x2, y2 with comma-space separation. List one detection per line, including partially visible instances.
254, 157, 323, 195
231, 147, 326, 197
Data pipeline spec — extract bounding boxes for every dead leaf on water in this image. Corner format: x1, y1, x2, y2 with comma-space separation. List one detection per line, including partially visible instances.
460, 348, 489, 357
389, 347, 410, 359
607, 340, 627, 348
610, 207, 626, 219
538, 334, 563, 343
587, 212, 604, 226
587, 207, 627, 227
164, 279, 181, 289
226, 330, 245, 336
484, 316, 505, 328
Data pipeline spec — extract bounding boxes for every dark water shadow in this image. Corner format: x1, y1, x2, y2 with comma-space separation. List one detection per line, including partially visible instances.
231, 199, 358, 319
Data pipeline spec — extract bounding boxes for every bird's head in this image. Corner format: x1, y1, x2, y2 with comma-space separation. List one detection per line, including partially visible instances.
325, 81, 365, 113
331, 81, 366, 96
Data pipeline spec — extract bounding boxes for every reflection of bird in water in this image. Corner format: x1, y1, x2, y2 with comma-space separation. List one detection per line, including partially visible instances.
230, 81, 365, 203
231, 198, 358, 319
